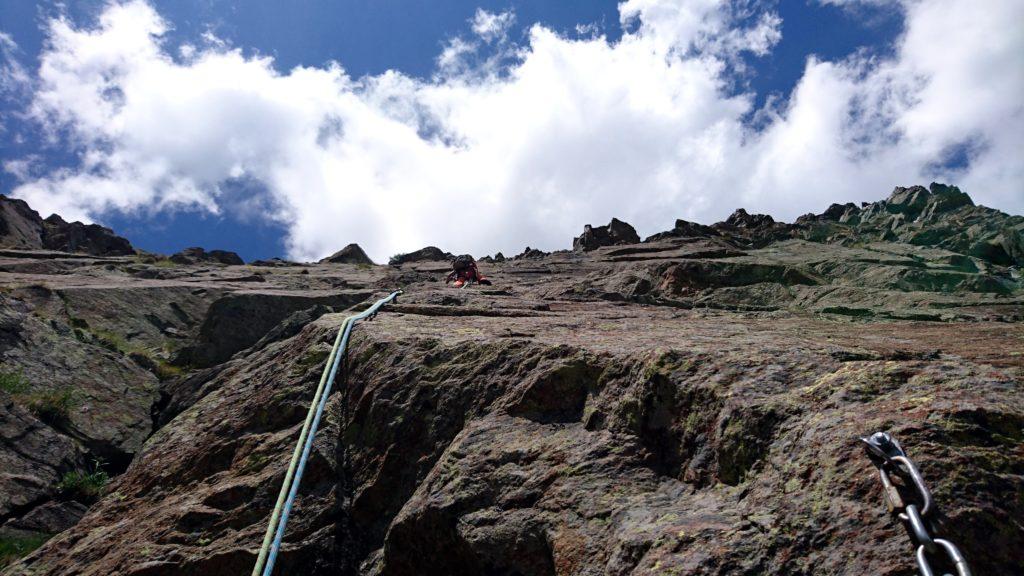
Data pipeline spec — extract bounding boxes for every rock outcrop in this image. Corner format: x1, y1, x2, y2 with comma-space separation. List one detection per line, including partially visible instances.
170, 247, 244, 266
0, 185, 1022, 575
321, 244, 374, 265
39, 216, 134, 256
389, 247, 454, 265
515, 246, 549, 259
573, 218, 640, 251
0, 196, 134, 256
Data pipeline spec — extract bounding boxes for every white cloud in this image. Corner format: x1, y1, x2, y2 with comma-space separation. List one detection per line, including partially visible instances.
744, 0, 1024, 214
0, 30, 31, 132
7, 0, 1024, 262
471, 8, 514, 43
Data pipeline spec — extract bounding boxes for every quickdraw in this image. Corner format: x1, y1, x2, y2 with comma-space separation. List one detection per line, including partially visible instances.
860, 432, 972, 576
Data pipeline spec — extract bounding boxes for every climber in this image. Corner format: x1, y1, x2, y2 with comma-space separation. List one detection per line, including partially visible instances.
446, 254, 491, 288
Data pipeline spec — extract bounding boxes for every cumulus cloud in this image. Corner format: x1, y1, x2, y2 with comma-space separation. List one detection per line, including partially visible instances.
745, 0, 1024, 213
7, 0, 1023, 262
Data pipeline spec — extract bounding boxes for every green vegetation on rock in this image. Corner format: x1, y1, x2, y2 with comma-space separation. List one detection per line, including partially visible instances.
0, 369, 30, 395
58, 460, 110, 502
0, 531, 51, 568
27, 387, 79, 424
1, 367, 80, 423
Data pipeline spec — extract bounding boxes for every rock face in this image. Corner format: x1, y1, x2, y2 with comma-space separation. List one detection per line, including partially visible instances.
573, 218, 640, 251
322, 244, 374, 265
0, 196, 134, 256
389, 247, 453, 265
170, 247, 244, 266
1, 185, 1023, 575
0, 196, 45, 250
174, 290, 371, 368
0, 392, 85, 535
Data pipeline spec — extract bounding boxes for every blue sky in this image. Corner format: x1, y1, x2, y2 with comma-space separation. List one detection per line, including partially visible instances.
0, 1, 1018, 262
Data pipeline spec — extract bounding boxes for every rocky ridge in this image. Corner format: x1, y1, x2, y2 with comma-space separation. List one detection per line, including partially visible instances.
0, 196, 134, 257
0, 184, 1021, 575
322, 245, 375, 266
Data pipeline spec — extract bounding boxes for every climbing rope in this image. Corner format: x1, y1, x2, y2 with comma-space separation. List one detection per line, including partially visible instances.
860, 431, 972, 576
251, 290, 402, 576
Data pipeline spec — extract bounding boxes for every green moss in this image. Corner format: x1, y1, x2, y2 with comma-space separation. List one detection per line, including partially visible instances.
0, 531, 51, 568
85, 328, 186, 380
0, 369, 30, 395
617, 398, 641, 431
292, 347, 331, 375
240, 453, 270, 474
683, 411, 701, 434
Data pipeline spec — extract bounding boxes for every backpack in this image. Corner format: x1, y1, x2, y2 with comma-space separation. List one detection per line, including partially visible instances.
452, 254, 475, 271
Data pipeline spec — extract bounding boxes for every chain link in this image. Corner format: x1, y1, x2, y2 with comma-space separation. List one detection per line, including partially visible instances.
860, 431, 973, 576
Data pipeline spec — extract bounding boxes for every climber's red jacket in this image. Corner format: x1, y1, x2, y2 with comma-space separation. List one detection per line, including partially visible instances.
446, 262, 490, 287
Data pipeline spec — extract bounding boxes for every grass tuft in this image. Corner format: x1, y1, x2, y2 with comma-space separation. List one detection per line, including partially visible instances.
58, 460, 109, 502
153, 360, 184, 380
1, 368, 80, 424
27, 388, 79, 424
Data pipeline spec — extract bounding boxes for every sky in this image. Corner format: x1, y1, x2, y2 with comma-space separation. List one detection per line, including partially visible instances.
0, 0, 1020, 263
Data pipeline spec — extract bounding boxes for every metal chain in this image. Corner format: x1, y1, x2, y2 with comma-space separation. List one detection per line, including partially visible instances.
860, 432, 973, 576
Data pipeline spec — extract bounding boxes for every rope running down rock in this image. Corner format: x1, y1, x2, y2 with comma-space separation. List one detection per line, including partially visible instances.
252, 290, 402, 576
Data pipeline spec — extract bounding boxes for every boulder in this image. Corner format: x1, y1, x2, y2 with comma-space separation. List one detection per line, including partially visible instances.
573, 218, 640, 251
170, 247, 244, 266
389, 246, 454, 265
319, 243, 374, 265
